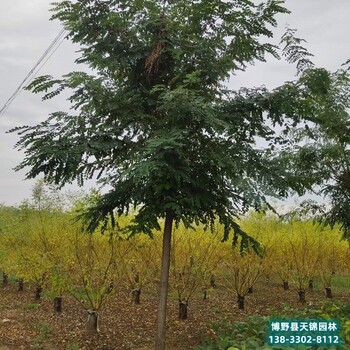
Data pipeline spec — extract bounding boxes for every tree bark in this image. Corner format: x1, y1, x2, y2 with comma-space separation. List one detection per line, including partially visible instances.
298, 290, 306, 303
210, 274, 216, 288
134, 272, 140, 285
35, 284, 42, 300
87, 310, 99, 333
308, 279, 313, 290
2, 272, 8, 287
18, 278, 24, 291
203, 288, 208, 300
178, 299, 188, 320
155, 210, 174, 350
131, 288, 141, 304
54, 296, 63, 312
325, 287, 333, 298
237, 295, 245, 309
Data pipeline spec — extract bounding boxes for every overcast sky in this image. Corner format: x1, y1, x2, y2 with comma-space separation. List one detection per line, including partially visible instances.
0, 0, 349, 206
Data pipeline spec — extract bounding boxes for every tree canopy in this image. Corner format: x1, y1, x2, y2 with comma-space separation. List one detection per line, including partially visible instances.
280, 66, 350, 239
12, 0, 336, 247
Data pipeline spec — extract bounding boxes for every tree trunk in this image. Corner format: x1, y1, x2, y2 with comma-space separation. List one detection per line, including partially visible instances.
210, 274, 216, 288
131, 288, 141, 304
298, 290, 306, 303
18, 278, 24, 291
155, 210, 174, 350
2, 272, 8, 287
325, 287, 333, 298
308, 279, 313, 290
35, 284, 42, 300
178, 299, 188, 320
237, 295, 245, 310
54, 296, 63, 312
87, 310, 99, 333
283, 280, 289, 290
203, 288, 208, 300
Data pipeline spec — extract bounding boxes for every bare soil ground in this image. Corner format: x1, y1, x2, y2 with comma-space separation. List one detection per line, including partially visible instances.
0, 278, 349, 350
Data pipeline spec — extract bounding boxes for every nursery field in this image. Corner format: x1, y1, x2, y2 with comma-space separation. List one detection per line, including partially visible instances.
1, 273, 350, 350
1, 197, 350, 350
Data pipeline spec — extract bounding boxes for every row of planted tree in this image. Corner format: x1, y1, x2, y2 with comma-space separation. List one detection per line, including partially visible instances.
0, 191, 349, 333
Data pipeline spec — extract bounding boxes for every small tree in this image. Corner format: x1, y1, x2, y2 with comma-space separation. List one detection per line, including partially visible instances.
44, 225, 74, 312
4, 229, 50, 300
287, 222, 320, 303
274, 240, 294, 291
1, 194, 62, 301
19, 181, 72, 305
240, 211, 283, 284
170, 226, 223, 319
316, 228, 346, 299
222, 244, 263, 310
0, 204, 20, 287
117, 233, 160, 305
66, 229, 117, 333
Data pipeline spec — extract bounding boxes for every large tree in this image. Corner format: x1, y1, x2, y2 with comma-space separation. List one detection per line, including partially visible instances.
10, 1, 343, 348
280, 65, 350, 239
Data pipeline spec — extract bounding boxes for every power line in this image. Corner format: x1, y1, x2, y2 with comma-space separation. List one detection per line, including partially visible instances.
26, 32, 67, 87
0, 28, 67, 119
26, 29, 68, 85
